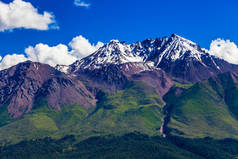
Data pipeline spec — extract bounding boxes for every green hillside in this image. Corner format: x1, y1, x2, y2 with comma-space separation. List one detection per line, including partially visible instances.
163, 72, 238, 139
0, 82, 164, 145
1, 72, 238, 147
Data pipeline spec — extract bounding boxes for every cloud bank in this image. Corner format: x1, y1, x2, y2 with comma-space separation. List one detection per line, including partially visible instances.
209, 39, 238, 65
74, 0, 91, 8
25, 44, 77, 67
0, 0, 57, 31
0, 35, 103, 70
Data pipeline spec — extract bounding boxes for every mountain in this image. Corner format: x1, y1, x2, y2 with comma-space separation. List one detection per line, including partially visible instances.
71, 40, 143, 70
73, 62, 174, 97
0, 80, 165, 145
119, 62, 174, 96
0, 60, 173, 145
152, 34, 238, 82
163, 72, 238, 139
0, 61, 96, 119
73, 64, 129, 93
69, 38, 167, 71
2, 34, 238, 155
70, 34, 238, 83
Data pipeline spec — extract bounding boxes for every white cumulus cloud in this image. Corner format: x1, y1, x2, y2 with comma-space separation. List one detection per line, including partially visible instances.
25, 43, 77, 67
209, 39, 238, 65
0, 0, 57, 31
74, 0, 91, 8
0, 54, 27, 70
0, 35, 103, 70
69, 35, 103, 59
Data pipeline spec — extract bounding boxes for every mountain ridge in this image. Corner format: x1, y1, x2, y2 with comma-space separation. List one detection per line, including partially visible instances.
68, 34, 238, 83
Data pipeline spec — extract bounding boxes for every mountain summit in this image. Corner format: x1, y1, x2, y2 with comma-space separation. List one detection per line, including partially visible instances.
70, 34, 238, 82
71, 39, 143, 70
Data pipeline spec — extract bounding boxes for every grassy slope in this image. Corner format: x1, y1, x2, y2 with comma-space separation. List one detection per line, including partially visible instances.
2, 73, 238, 144
164, 75, 238, 139
0, 104, 88, 145
0, 82, 164, 145
71, 82, 163, 139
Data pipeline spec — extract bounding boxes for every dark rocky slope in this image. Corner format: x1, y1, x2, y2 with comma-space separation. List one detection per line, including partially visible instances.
0, 61, 96, 118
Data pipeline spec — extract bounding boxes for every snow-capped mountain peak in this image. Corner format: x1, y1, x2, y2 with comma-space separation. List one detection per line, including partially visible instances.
70, 34, 208, 71
130, 37, 168, 61
154, 34, 206, 65
170, 34, 197, 45
65, 34, 238, 82
108, 39, 120, 43
71, 39, 144, 70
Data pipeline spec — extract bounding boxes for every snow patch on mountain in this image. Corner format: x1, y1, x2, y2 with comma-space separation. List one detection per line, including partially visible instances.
55, 65, 70, 74
72, 40, 145, 70
154, 34, 206, 66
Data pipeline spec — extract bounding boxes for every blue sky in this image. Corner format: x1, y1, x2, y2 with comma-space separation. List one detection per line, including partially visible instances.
0, 0, 238, 69
0, 0, 238, 53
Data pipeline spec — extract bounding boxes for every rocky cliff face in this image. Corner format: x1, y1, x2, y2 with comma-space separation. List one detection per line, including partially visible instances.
119, 62, 174, 97
0, 61, 96, 118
